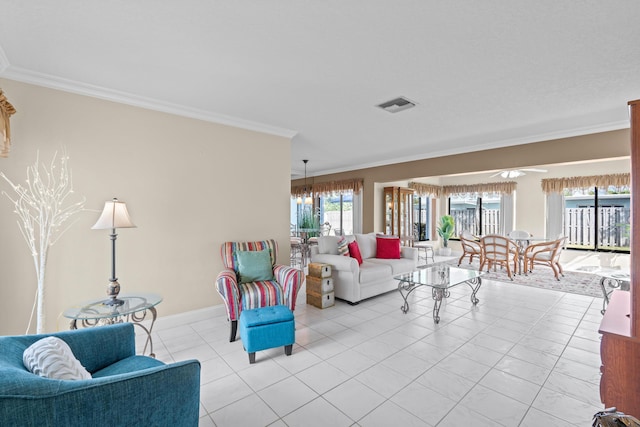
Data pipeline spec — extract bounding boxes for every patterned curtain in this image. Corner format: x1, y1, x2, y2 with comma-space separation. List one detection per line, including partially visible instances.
408, 182, 442, 197
292, 178, 363, 198
541, 173, 630, 194
442, 181, 517, 197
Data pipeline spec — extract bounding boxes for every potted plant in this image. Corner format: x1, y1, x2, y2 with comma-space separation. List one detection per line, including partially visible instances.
437, 215, 455, 256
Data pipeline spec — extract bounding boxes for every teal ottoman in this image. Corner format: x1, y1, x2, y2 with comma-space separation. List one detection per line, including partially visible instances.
239, 305, 295, 364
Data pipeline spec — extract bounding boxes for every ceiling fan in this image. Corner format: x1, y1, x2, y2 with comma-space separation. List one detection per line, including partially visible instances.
490, 168, 548, 178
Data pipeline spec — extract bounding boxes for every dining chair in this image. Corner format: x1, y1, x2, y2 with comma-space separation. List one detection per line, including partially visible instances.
458, 230, 482, 266
479, 234, 519, 280
522, 236, 567, 280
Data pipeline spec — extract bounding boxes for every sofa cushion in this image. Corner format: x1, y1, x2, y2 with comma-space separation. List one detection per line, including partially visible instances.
358, 261, 392, 283
376, 236, 401, 259
368, 257, 417, 275
348, 241, 363, 264
355, 233, 377, 259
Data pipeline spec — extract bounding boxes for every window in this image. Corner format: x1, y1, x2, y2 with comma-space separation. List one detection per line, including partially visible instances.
564, 185, 630, 251
448, 193, 501, 237
318, 192, 353, 236
290, 191, 354, 236
413, 194, 432, 241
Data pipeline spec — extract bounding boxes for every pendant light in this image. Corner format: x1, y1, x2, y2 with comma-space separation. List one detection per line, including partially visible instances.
301, 159, 313, 205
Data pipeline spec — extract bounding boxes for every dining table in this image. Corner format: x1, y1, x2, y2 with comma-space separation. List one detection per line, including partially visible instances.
502, 236, 551, 275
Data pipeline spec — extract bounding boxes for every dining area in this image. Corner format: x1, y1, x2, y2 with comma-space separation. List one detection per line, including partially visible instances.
458, 230, 567, 281
290, 222, 336, 267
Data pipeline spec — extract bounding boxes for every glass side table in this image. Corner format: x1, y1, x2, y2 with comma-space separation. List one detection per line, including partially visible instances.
63, 293, 162, 357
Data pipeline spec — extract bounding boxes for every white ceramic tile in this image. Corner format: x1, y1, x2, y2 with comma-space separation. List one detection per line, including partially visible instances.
507, 344, 560, 370
469, 332, 516, 353
358, 400, 429, 427
326, 348, 376, 376
199, 356, 234, 385
552, 357, 601, 385
257, 376, 318, 417
560, 345, 602, 368
304, 336, 349, 360
494, 355, 551, 385
282, 397, 354, 427
453, 341, 504, 367
459, 384, 529, 426
323, 378, 386, 421
210, 393, 278, 426
273, 345, 323, 374
531, 387, 602, 426
199, 373, 254, 413
198, 414, 215, 427
354, 362, 413, 398
478, 368, 540, 405
433, 352, 492, 383
170, 343, 218, 363
237, 358, 291, 391
415, 366, 476, 401
381, 348, 436, 380
544, 370, 602, 407
437, 403, 499, 427
391, 381, 457, 423
295, 361, 351, 394
519, 407, 575, 427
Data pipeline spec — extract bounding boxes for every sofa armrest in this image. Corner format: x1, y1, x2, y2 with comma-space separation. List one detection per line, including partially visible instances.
401, 246, 419, 263
310, 253, 359, 272
215, 268, 241, 321
0, 359, 201, 427
273, 264, 304, 311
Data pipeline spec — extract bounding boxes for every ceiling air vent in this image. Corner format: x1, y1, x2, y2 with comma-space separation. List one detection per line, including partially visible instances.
376, 96, 416, 113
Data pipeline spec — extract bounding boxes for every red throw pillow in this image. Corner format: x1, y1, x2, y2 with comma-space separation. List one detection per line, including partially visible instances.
348, 241, 363, 265
376, 236, 401, 259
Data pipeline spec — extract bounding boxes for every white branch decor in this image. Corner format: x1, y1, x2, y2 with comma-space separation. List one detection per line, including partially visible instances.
1, 151, 85, 333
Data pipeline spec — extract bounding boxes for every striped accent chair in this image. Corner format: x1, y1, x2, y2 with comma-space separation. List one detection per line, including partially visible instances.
215, 239, 304, 342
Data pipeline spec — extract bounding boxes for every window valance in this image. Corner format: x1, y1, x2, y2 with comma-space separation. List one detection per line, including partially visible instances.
408, 182, 442, 197
442, 181, 517, 197
541, 173, 630, 194
291, 178, 363, 198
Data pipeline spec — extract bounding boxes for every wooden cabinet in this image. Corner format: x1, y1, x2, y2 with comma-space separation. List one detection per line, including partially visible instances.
598, 99, 640, 416
384, 186, 414, 246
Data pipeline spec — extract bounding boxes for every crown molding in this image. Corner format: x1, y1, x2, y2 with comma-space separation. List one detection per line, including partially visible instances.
315, 119, 631, 177
0, 66, 298, 139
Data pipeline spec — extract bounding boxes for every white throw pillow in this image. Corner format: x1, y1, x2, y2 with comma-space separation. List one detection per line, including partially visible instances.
355, 233, 377, 259
23, 336, 92, 380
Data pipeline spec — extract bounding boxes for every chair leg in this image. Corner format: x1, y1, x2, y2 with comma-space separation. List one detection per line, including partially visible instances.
229, 320, 238, 342
248, 352, 256, 364
285, 344, 292, 356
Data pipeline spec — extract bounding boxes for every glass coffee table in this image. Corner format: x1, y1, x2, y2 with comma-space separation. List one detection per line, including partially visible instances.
395, 266, 484, 323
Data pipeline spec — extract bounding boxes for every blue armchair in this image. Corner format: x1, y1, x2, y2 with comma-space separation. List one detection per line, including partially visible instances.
0, 323, 201, 427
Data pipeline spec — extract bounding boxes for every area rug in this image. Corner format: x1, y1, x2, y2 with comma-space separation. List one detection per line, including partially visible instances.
430, 258, 604, 298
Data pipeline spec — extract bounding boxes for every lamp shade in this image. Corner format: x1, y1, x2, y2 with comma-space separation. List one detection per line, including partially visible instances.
92, 198, 136, 230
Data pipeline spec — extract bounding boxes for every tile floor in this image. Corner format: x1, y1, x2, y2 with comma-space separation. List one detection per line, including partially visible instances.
144, 263, 606, 426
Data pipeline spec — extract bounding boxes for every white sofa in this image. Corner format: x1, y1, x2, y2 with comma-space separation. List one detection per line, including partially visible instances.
309, 233, 418, 304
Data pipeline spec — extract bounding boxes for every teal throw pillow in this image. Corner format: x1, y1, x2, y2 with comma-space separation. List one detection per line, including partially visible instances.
236, 249, 274, 284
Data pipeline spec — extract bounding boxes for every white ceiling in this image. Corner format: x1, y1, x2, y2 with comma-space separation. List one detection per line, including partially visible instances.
0, 1, 638, 178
